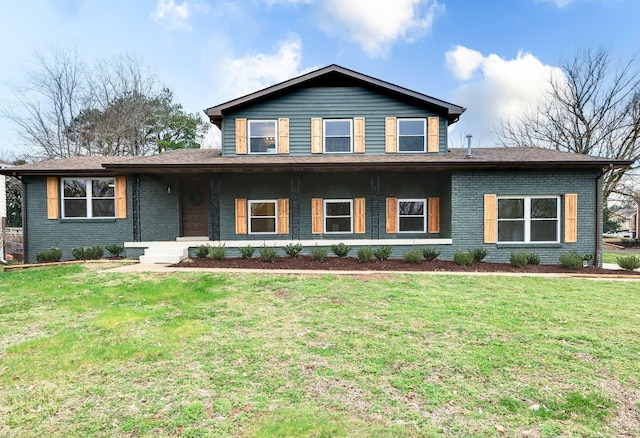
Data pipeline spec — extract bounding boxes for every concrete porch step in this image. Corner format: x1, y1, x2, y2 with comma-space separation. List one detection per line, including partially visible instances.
139, 245, 190, 265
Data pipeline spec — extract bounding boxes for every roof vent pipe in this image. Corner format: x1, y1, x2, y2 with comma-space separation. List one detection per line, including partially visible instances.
465, 134, 473, 158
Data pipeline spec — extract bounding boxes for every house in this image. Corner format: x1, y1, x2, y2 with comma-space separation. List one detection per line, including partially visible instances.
610, 206, 638, 239
1, 65, 632, 266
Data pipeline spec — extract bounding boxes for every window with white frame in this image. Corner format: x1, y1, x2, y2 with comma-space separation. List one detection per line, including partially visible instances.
398, 119, 426, 152
62, 178, 115, 218
497, 196, 560, 243
323, 119, 352, 153
398, 199, 426, 232
324, 199, 352, 233
248, 200, 277, 233
248, 120, 277, 154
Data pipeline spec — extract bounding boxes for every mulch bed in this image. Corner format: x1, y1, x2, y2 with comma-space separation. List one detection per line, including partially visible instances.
172, 255, 640, 275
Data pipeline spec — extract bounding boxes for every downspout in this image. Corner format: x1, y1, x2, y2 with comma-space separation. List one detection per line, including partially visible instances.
595, 165, 611, 268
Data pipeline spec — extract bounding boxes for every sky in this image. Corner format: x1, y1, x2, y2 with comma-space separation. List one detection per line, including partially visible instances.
1, 0, 639, 157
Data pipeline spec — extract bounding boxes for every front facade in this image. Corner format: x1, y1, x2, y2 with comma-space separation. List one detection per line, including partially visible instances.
2, 65, 630, 265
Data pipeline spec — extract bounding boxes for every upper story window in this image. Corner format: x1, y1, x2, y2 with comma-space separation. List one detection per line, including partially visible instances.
324, 119, 352, 153
249, 120, 277, 154
62, 178, 115, 218
324, 199, 352, 233
498, 196, 560, 243
398, 199, 426, 232
398, 119, 426, 152
248, 200, 277, 234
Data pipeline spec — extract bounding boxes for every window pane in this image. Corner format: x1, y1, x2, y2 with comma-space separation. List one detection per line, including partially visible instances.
64, 180, 86, 197
498, 199, 524, 219
92, 179, 114, 197
326, 217, 351, 232
250, 121, 275, 137
251, 202, 276, 217
325, 120, 350, 136
251, 218, 276, 233
326, 202, 351, 216
398, 120, 424, 136
498, 221, 525, 241
399, 217, 424, 232
531, 198, 557, 218
325, 137, 350, 152
64, 199, 87, 217
92, 199, 115, 217
250, 138, 276, 153
398, 136, 425, 151
531, 220, 557, 241
399, 201, 424, 216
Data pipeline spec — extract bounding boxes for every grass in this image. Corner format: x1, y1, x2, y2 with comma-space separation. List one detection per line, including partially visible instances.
1, 265, 639, 436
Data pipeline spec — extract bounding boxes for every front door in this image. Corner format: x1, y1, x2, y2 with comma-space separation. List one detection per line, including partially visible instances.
181, 179, 209, 237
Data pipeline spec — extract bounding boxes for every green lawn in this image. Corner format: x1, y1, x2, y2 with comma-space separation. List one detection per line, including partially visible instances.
1, 265, 639, 437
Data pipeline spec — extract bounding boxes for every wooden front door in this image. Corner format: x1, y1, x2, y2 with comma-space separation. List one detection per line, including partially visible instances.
181, 179, 209, 237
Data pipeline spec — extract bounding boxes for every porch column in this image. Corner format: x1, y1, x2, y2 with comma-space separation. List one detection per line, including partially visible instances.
210, 175, 220, 241
133, 174, 141, 242
370, 173, 380, 239
290, 174, 300, 240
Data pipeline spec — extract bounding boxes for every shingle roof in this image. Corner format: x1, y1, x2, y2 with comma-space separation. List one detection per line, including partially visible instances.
0, 155, 133, 176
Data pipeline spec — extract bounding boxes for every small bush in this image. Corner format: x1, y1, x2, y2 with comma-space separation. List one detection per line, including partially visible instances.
470, 247, 488, 262
582, 253, 593, 263
72, 247, 85, 260
259, 246, 278, 263
559, 251, 583, 269
453, 251, 474, 267
311, 245, 328, 262
239, 245, 255, 259
330, 243, 351, 258
617, 255, 640, 271
357, 246, 374, 263
71, 246, 103, 260
422, 247, 441, 261
527, 253, 541, 265
194, 245, 210, 258
403, 249, 422, 264
374, 246, 392, 261
35, 247, 63, 263
209, 245, 226, 261
105, 244, 124, 258
283, 243, 303, 258
510, 251, 529, 268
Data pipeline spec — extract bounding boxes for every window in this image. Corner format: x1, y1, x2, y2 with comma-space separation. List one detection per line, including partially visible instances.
497, 196, 559, 243
398, 199, 426, 232
324, 119, 352, 153
248, 120, 277, 154
398, 119, 426, 152
324, 199, 352, 233
62, 178, 115, 218
248, 200, 277, 233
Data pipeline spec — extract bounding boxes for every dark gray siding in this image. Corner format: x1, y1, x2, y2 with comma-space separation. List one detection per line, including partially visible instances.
138, 175, 180, 241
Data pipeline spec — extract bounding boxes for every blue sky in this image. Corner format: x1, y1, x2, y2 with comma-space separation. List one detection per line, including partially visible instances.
1, 0, 639, 156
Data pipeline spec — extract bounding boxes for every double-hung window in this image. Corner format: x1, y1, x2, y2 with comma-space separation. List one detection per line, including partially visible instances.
497, 196, 560, 243
324, 119, 352, 153
398, 199, 426, 232
398, 119, 426, 152
324, 199, 352, 233
248, 120, 277, 154
62, 178, 115, 218
248, 200, 277, 233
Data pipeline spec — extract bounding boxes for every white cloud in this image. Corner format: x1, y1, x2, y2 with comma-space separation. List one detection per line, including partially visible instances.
151, 0, 191, 31
536, 0, 577, 7
445, 45, 484, 80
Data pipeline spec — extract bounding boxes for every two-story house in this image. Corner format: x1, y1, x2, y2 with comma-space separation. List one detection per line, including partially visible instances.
2, 65, 631, 265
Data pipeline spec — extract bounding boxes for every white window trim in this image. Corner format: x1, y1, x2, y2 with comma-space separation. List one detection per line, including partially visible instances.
497, 195, 561, 243
248, 120, 278, 155
323, 119, 353, 154
323, 199, 353, 234
248, 199, 278, 234
61, 177, 116, 219
397, 198, 427, 233
397, 118, 426, 153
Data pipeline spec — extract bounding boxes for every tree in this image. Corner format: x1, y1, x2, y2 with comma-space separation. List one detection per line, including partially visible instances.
5, 176, 22, 228
497, 47, 640, 200
603, 205, 621, 234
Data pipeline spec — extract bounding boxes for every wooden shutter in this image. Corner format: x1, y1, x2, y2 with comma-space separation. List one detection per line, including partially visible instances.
235, 118, 247, 155
278, 198, 289, 234
235, 198, 247, 234
564, 193, 578, 243
312, 198, 323, 234
385, 117, 397, 153
428, 197, 440, 233
428, 117, 439, 153
354, 117, 365, 153
386, 197, 397, 233
46, 177, 59, 219
354, 198, 365, 234
278, 118, 289, 154
311, 118, 322, 154
115, 176, 127, 219
484, 194, 497, 243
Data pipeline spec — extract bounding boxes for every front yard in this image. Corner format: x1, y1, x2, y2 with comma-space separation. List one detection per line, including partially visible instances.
0, 265, 639, 436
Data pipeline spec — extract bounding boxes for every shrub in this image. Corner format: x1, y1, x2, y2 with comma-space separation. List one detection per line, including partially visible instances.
311, 245, 328, 262
559, 251, 583, 269
259, 246, 278, 263
209, 245, 226, 261
72, 247, 85, 260
527, 253, 541, 265
617, 255, 640, 271
239, 245, 255, 259
374, 246, 392, 261
283, 243, 303, 258
71, 246, 103, 260
194, 245, 210, 258
105, 244, 125, 258
403, 249, 422, 264
453, 251, 474, 267
357, 246, 374, 263
330, 243, 351, 258
422, 247, 441, 261
35, 247, 62, 263
470, 247, 488, 262
510, 251, 529, 268
582, 253, 594, 263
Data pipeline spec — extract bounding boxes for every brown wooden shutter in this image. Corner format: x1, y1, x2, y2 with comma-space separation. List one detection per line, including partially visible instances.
278, 198, 289, 234
354, 117, 365, 153
428, 117, 439, 153
386, 197, 397, 233
278, 118, 289, 154
235, 118, 247, 155
312, 198, 323, 234
235, 198, 247, 234
484, 194, 497, 243
564, 193, 578, 243
428, 197, 440, 233
115, 176, 127, 219
311, 118, 322, 154
46, 177, 59, 219
385, 117, 397, 153
354, 198, 365, 234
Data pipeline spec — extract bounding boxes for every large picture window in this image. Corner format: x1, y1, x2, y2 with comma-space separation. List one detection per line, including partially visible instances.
398, 199, 426, 232
248, 120, 277, 154
324, 119, 352, 153
497, 196, 559, 243
324, 199, 352, 233
62, 178, 115, 218
398, 119, 426, 152
248, 200, 277, 233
